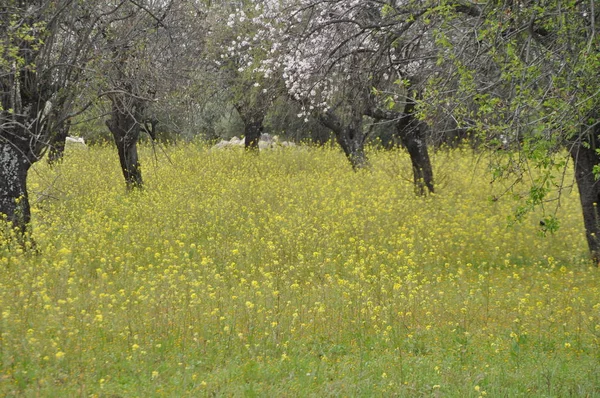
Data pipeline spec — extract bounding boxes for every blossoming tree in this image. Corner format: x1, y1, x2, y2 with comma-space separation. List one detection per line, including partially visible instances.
222, 0, 451, 191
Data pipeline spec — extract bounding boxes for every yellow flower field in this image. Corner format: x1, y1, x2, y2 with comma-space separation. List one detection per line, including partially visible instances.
0, 144, 598, 396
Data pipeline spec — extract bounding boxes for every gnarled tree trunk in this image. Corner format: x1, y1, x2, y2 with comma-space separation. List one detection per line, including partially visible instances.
319, 109, 369, 170
0, 143, 32, 230
397, 100, 434, 196
242, 115, 264, 150
0, 142, 32, 235
235, 105, 265, 150
365, 98, 434, 192
106, 98, 143, 190
1, 83, 52, 239
569, 132, 600, 265
337, 126, 368, 169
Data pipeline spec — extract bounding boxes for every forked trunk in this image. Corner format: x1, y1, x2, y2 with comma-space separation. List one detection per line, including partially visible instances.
570, 138, 600, 265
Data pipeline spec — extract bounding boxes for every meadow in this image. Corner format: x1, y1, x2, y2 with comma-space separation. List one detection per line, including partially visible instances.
0, 143, 598, 397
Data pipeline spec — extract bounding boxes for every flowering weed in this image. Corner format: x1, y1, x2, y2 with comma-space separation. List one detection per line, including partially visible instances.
0, 144, 597, 396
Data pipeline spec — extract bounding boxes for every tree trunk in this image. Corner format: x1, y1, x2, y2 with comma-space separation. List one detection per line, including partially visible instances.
569, 138, 600, 265
336, 126, 369, 169
106, 102, 143, 190
236, 106, 265, 151
319, 110, 369, 170
397, 101, 434, 195
0, 94, 51, 242
0, 142, 32, 235
244, 119, 263, 150
47, 119, 71, 165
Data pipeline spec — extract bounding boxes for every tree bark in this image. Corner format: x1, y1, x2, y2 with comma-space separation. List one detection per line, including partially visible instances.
319, 110, 369, 170
569, 136, 600, 265
396, 101, 434, 195
243, 118, 264, 150
0, 142, 32, 235
336, 125, 369, 169
106, 100, 143, 190
236, 105, 265, 150
47, 119, 71, 165
0, 84, 51, 240
365, 97, 434, 191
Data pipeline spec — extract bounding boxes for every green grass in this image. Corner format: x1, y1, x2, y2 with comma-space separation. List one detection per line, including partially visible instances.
0, 143, 598, 397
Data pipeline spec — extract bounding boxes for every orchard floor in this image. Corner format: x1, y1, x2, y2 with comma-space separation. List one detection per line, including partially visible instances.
0, 144, 598, 397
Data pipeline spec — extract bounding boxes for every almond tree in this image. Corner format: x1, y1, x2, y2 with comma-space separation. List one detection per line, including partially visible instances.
226, 0, 446, 188
428, 2, 600, 263
0, 0, 108, 236
0, 0, 203, 236
201, 1, 285, 150
98, 0, 204, 189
